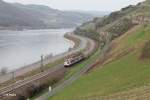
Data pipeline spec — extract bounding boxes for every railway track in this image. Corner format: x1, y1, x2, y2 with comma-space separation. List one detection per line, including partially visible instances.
36, 35, 98, 100
0, 64, 64, 97
0, 34, 94, 100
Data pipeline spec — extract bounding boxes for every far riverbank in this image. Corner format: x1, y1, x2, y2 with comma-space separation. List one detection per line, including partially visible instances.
0, 29, 73, 71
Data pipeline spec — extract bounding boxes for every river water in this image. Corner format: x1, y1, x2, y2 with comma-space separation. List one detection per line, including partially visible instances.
0, 29, 74, 71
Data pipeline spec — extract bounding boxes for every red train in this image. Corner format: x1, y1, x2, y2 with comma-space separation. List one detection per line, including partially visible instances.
64, 52, 85, 67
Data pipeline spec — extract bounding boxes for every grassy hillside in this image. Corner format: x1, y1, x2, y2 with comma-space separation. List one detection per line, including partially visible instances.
48, 0, 150, 100
49, 23, 150, 100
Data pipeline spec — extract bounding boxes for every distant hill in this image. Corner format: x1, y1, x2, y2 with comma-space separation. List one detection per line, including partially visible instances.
0, 0, 94, 30
67, 10, 110, 17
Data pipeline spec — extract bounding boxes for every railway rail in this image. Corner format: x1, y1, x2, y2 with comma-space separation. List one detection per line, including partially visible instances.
0, 33, 96, 100
36, 35, 97, 100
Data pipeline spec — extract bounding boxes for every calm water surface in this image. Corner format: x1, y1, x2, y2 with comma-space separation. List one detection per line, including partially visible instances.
0, 29, 73, 71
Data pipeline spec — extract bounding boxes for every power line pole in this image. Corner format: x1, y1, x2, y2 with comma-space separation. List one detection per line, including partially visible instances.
11, 71, 15, 93
40, 55, 44, 72
12, 71, 15, 81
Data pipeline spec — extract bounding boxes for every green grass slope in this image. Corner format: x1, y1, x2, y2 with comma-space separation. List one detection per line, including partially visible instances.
49, 24, 150, 100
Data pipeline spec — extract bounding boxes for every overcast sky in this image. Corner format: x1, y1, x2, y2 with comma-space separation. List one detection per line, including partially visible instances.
4, 0, 145, 11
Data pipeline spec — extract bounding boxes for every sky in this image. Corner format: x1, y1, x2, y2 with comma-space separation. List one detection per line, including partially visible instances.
4, 0, 145, 11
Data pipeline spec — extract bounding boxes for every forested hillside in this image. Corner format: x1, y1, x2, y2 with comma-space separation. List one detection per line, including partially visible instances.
0, 0, 94, 30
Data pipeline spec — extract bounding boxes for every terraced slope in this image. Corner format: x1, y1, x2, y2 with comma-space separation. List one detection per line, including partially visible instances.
74, 0, 150, 42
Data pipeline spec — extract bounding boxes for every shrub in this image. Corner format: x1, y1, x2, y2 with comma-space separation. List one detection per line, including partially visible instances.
141, 40, 150, 59
17, 95, 26, 100
107, 18, 134, 39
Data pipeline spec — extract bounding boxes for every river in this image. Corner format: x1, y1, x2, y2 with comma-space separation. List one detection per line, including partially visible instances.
0, 29, 74, 71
